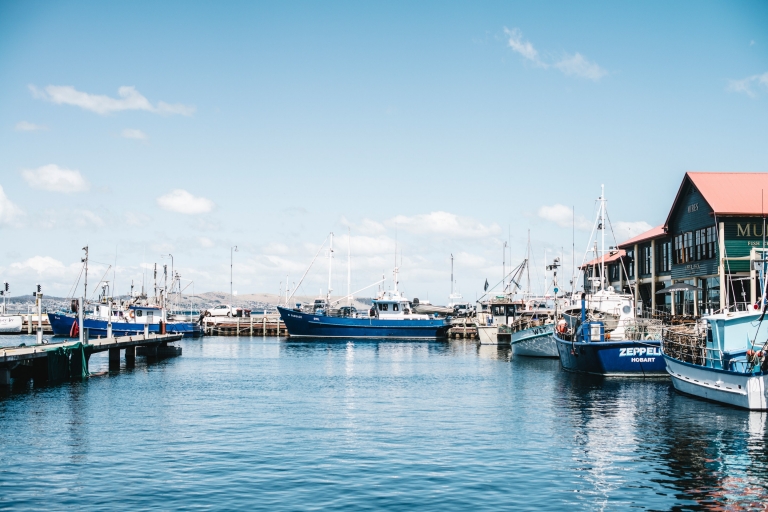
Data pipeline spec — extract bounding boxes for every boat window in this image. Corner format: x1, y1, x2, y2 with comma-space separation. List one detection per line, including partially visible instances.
493, 306, 504, 316
393, 303, 399, 311
378, 303, 389, 311
136, 310, 143, 317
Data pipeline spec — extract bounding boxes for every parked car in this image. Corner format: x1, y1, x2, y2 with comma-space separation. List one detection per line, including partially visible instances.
205, 305, 236, 317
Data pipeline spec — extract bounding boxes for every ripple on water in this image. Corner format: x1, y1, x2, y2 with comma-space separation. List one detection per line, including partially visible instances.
1, 336, 767, 510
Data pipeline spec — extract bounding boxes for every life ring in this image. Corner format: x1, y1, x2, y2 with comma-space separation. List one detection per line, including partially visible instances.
556, 319, 567, 334
129, 310, 135, 319
70, 320, 79, 338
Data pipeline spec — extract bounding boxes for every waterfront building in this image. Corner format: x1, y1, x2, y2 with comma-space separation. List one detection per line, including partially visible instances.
582, 172, 768, 316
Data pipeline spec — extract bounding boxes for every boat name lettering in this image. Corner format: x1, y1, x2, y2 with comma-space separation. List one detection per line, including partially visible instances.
619, 347, 661, 357
288, 314, 303, 319
631, 357, 656, 363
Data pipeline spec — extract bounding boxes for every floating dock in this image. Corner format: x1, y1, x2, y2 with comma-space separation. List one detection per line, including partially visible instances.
0, 333, 182, 387
202, 316, 287, 336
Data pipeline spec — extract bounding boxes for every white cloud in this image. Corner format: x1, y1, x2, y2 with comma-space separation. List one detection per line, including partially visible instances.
15, 121, 47, 131
504, 27, 542, 64
502, 27, 607, 81
157, 189, 214, 214
10, 256, 66, 275
29, 84, 195, 116
74, 209, 105, 228
21, 164, 90, 193
538, 204, 592, 230
554, 53, 608, 81
612, 221, 653, 244
727, 72, 768, 97
0, 185, 24, 227
121, 128, 148, 141
124, 211, 151, 226
199, 237, 215, 248
387, 211, 501, 238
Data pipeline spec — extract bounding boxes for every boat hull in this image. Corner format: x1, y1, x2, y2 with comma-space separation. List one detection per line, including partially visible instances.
510, 326, 557, 357
477, 325, 510, 345
48, 313, 203, 338
554, 332, 667, 377
0, 315, 23, 333
664, 355, 768, 410
277, 307, 448, 339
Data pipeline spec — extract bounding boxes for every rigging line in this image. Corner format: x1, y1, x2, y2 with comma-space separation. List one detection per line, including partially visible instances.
714, 213, 739, 312
574, 197, 603, 292
89, 265, 113, 300
66, 264, 85, 301
287, 234, 329, 304
604, 209, 636, 298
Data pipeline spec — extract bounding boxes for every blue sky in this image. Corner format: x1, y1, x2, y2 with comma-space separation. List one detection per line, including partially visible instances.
1, 0, 766, 302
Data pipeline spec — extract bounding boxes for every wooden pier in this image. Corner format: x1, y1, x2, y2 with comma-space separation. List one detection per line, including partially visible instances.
203, 316, 287, 336
0, 333, 182, 387
448, 319, 477, 340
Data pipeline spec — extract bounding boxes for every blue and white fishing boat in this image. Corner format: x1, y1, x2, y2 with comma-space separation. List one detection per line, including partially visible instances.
554, 291, 666, 376
49, 305, 202, 338
554, 186, 666, 376
48, 246, 202, 338
662, 310, 768, 410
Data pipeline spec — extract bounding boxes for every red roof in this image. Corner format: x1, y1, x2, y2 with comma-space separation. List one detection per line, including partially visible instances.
684, 172, 768, 216
617, 225, 665, 249
579, 249, 626, 269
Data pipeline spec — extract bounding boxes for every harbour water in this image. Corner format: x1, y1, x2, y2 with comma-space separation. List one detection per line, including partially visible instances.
1, 335, 767, 510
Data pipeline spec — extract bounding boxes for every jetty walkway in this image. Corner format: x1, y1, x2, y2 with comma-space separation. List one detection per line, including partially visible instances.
0, 333, 182, 387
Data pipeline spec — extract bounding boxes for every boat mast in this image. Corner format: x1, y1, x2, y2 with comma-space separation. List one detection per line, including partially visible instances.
347, 228, 351, 306
451, 254, 454, 296
82, 245, 89, 301
601, 184, 605, 291
327, 232, 334, 304
526, 230, 531, 298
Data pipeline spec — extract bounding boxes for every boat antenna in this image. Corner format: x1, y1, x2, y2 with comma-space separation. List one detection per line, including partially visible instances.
572, 206, 575, 295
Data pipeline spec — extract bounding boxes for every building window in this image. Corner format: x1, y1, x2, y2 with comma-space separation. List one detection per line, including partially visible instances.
626, 250, 634, 278
657, 241, 671, 272
609, 263, 619, 282
694, 226, 716, 260
643, 246, 652, 275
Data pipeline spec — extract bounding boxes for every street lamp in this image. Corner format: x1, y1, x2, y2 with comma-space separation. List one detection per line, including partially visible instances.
231, 245, 238, 311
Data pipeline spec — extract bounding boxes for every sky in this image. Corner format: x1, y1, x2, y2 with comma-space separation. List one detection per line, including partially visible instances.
0, 0, 767, 304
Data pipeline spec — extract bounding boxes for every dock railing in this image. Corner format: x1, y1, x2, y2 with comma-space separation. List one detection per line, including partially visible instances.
661, 322, 713, 366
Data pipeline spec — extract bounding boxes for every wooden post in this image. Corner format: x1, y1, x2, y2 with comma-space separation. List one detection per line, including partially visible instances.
125, 345, 135, 365
236, 317, 240, 337
108, 347, 120, 369
263, 316, 266, 336
250, 315, 253, 336
719, 221, 727, 311
693, 277, 699, 317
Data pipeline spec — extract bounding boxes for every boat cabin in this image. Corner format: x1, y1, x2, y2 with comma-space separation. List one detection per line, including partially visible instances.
127, 305, 163, 324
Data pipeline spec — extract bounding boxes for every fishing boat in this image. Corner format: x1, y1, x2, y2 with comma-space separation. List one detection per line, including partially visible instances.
662, 310, 768, 410
48, 246, 202, 338
0, 285, 23, 333
553, 186, 666, 376
277, 233, 448, 339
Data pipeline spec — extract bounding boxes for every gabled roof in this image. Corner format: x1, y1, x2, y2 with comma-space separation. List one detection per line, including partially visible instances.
617, 225, 666, 249
579, 249, 626, 270
664, 172, 768, 228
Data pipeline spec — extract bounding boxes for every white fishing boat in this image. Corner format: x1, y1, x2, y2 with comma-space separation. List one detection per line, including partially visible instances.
663, 310, 768, 410
0, 286, 23, 333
